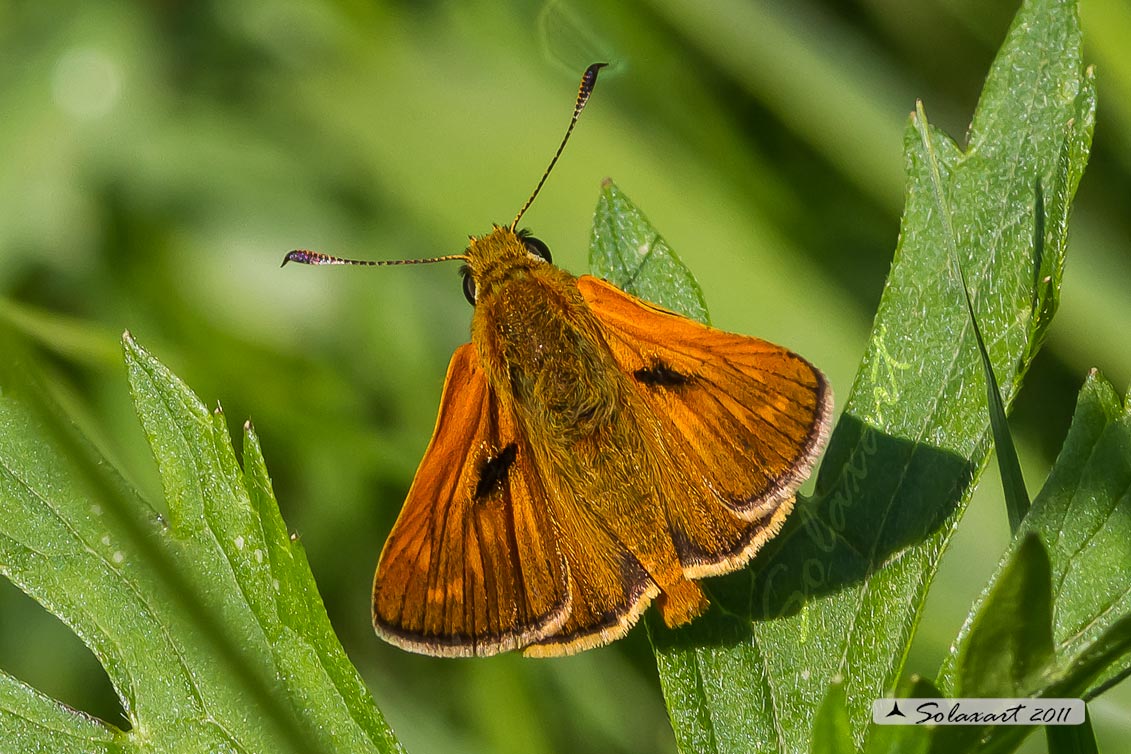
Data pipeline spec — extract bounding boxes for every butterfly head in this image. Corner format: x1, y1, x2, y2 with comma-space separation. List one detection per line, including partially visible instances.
460, 226, 553, 305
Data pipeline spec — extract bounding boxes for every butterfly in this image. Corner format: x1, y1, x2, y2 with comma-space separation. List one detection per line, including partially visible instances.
284, 64, 832, 657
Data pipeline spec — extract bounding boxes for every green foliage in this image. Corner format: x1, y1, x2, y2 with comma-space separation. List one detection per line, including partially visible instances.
931, 373, 1131, 754
1046, 710, 1100, 754
1, 0, 1129, 752
589, 180, 710, 325
0, 336, 401, 753
811, 681, 855, 754
862, 676, 941, 754
1009, 374, 1131, 695
591, 0, 1107, 751
803, 373, 1131, 753
952, 536, 1054, 700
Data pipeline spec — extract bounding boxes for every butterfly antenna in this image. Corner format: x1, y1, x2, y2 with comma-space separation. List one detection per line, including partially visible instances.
510, 62, 607, 232
281, 250, 467, 268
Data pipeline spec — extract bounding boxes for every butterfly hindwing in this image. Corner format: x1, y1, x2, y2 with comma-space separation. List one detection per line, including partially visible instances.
372, 344, 570, 657
578, 274, 833, 577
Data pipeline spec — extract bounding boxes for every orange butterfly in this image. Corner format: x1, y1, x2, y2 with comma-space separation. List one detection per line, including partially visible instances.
285, 64, 832, 657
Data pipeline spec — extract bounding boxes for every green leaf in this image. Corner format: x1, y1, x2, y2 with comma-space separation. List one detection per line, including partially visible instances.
589, 179, 710, 325
931, 533, 1131, 754
954, 535, 1054, 699
942, 371, 1131, 690
1030, 64, 1097, 363
1046, 709, 1099, 754
931, 371, 1131, 754
863, 675, 939, 754
941, 372, 1131, 707
0, 333, 402, 754
1041, 613, 1131, 705
0, 671, 124, 753
811, 680, 856, 754
919, 101, 1034, 532
589, 0, 1095, 750
1022, 372, 1131, 695
922, 537, 1056, 754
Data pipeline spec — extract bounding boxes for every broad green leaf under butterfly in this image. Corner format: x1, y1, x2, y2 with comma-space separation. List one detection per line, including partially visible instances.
589, 0, 1096, 751
0, 334, 403, 754
816, 296, 1126, 754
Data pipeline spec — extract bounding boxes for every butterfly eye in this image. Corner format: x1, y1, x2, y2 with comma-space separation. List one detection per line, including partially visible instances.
461, 269, 477, 306
522, 235, 552, 263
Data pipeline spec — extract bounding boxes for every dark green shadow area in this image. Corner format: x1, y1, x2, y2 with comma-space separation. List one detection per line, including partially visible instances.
650, 410, 974, 650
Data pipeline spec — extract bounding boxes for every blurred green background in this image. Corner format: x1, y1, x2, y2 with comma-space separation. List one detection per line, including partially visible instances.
1, 1, 1129, 752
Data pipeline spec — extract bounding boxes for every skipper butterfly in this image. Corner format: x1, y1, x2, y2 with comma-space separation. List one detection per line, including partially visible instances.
284, 64, 832, 657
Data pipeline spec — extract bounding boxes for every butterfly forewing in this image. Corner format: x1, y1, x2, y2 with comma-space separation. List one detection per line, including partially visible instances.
372, 344, 570, 656
578, 275, 833, 576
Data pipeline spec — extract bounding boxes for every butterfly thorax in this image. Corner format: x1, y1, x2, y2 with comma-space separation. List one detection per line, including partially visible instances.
467, 227, 620, 444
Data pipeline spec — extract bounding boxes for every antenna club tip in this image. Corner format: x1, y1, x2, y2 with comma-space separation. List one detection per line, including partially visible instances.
282, 249, 319, 267
581, 63, 608, 95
